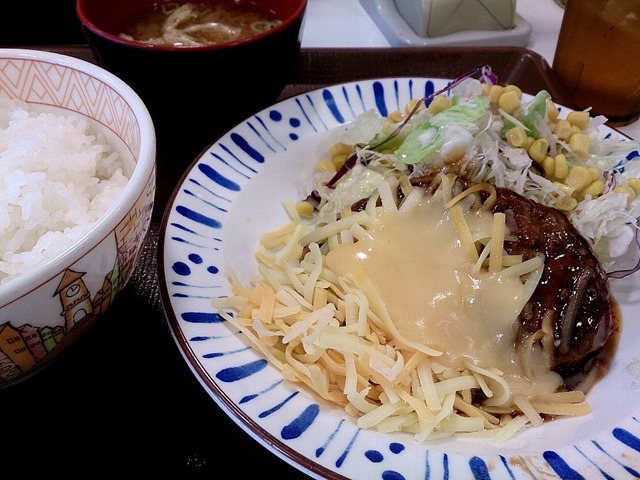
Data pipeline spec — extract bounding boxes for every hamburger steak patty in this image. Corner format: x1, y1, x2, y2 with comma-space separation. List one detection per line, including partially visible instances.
491, 186, 613, 380
405, 174, 614, 384
341, 166, 615, 385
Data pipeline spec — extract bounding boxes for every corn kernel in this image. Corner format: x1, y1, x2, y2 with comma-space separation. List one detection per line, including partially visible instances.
528, 138, 549, 163
581, 179, 605, 198
547, 100, 560, 123
428, 94, 452, 114
571, 124, 582, 135
553, 119, 573, 140
629, 177, 640, 194
332, 153, 348, 170
566, 166, 592, 192
554, 153, 569, 179
567, 111, 590, 130
506, 126, 528, 148
388, 110, 404, 123
295, 201, 315, 218
481, 83, 491, 96
588, 167, 600, 181
503, 84, 523, 99
553, 181, 576, 197
488, 85, 504, 106
405, 98, 425, 114
555, 195, 578, 211
526, 136, 535, 150
498, 90, 521, 114
543, 156, 556, 176
329, 142, 352, 157
614, 185, 636, 203
316, 159, 337, 173
569, 133, 591, 159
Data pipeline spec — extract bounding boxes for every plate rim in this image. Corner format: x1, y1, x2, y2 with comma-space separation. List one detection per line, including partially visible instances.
158, 76, 640, 480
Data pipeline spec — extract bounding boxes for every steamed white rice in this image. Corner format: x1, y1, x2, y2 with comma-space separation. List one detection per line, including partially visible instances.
0, 98, 131, 286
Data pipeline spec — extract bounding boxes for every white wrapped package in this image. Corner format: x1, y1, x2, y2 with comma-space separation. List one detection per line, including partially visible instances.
394, 0, 516, 38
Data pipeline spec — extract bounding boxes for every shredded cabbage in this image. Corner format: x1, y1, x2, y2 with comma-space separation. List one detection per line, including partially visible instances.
395, 95, 490, 165
331, 75, 640, 274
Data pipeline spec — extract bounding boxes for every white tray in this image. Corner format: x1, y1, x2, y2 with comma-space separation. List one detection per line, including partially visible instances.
360, 0, 532, 47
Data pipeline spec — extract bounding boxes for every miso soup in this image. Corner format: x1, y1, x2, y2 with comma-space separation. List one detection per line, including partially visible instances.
119, 1, 282, 46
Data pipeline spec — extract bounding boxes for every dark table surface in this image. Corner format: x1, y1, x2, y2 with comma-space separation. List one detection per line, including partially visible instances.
0, 44, 569, 478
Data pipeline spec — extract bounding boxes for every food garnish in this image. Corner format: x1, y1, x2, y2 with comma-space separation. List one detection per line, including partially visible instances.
212, 68, 639, 441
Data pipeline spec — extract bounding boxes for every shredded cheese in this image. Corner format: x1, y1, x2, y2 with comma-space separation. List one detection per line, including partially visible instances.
213, 171, 590, 442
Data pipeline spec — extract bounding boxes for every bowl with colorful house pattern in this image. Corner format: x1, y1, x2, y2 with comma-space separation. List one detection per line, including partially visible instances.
0, 48, 155, 387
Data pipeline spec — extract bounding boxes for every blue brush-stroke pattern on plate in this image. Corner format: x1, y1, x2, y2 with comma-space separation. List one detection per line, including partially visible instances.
161, 78, 640, 480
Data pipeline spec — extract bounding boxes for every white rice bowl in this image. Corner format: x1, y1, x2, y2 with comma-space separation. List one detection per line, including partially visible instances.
0, 49, 155, 386
0, 98, 132, 284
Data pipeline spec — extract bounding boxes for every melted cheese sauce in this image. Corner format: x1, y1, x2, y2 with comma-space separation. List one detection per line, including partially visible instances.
326, 194, 563, 399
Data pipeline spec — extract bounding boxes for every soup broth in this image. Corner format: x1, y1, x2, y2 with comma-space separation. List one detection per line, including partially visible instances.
120, 1, 282, 46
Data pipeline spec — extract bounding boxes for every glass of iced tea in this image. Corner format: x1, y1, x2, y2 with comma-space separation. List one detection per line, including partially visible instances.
552, 0, 640, 126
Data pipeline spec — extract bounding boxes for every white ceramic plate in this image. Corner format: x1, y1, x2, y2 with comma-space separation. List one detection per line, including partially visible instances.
159, 77, 640, 479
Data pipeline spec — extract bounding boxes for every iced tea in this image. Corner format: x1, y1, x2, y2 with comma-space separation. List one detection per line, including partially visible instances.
552, 0, 640, 125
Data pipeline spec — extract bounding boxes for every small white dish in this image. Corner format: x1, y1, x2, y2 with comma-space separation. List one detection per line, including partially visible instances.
160, 77, 640, 479
359, 0, 532, 47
